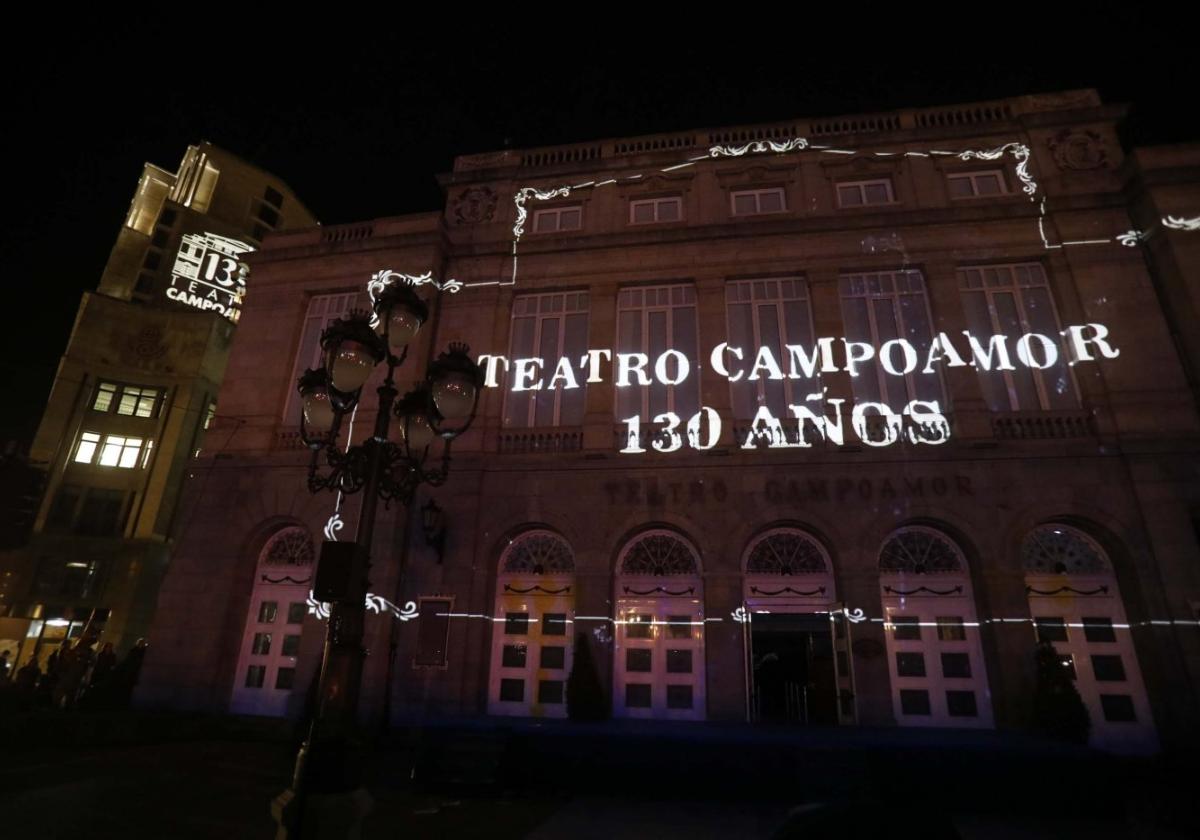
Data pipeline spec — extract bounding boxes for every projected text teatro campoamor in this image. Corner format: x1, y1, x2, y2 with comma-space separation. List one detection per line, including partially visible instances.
478, 323, 1119, 452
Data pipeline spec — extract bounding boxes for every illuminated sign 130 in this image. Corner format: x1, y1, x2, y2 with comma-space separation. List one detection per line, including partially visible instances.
166, 232, 252, 323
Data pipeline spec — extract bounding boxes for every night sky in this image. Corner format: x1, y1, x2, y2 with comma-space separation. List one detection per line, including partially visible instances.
3, 18, 1193, 444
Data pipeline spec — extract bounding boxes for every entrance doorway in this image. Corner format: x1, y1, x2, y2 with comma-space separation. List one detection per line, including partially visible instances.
749, 613, 838, 725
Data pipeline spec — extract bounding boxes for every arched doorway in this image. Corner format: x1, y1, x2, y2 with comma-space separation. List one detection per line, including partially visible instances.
1023, 524, 1157, 753
613, 529, 705, 720
488, 530, 575, 717
229, 526, 314, 716
879, 526, 994, 728
742, 527, 851, 725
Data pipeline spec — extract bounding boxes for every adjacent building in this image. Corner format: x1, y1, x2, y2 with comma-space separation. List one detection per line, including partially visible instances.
0, 144, 316, 669
137, 91, 1200, 753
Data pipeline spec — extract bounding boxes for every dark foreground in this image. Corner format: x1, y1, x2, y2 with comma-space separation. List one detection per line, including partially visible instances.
0, 713, 1195, 839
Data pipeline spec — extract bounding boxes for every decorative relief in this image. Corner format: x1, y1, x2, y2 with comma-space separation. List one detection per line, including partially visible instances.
1022, 525, 1108, 575
501, 531, 575, 575
451, 186, 498, 225
263, 526, 315, 567
620, 532, 698, 576
746, 530, 828, 575
119, 326, 168, 368
879, 528, 963, 575
1047, 129, 1109, 171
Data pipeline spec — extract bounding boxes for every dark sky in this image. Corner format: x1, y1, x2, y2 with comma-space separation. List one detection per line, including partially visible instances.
3, 18, 1194, 443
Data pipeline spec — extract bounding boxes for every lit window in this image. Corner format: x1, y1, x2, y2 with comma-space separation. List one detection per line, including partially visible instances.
74, 432, 101, 464
532, 206, 582, 233
116, 386, 160, 418
958, 263, 1078, 411
503, 292, 590, 428
92, 383, 118, 412
203, 400, 217, 430
98, 436, 145, 468
615, 284, 700, 423
630, 196, 682, 224
947, 170, 1006, 198
837, 178, 895, 207
731, 187, 786, 216
285, 291, 369, 424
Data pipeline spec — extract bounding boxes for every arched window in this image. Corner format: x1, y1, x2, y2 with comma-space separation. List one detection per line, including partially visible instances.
745, 529, 829, 576
230, 526, 314, 717
614, 529, 705, 721
879, 526, 994, 729
1023, 524, 1156, 753
489, 530, 575, 718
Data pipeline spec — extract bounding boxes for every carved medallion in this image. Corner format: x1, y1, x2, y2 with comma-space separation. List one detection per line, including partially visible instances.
451, 186, 498, 225
1048, 129, 1108, 171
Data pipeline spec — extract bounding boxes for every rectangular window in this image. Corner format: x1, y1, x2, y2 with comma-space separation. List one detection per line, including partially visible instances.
75, 489, 126, 536
251, 633, 272, 655
1035, 617, 1068, 643
281, 635, 301, 657
666, 685, 693, 709
625, 683, 652, 707
116, 385, 161, 418
73, 433, 149, 469
285, 291, 369, 423
1060, 653, 1077, 680
941, 652, 972, 678
541, 646, 566, 670
275, 667, 295, 690
666, 616, 692, 640
1082, 617, 1117, 643
542, 613, 568, 636
630, 196, 682, 225
947, 170, 1006, 198
666, 649, 693, 674
626, 614, 653, 639
726, 278, 819, 422
499, 679, 524, 702
958, 263, 1078, 411
936, 616, 966, 641
891, 615, 921, 641
532, 205, 582, 233
92, 383, 118, 412
895, 652, 926, 678
245, 665, 266, 688
899, 689, 931, 715
839, 271, 944, 413
946, 690, 978, 717
287, 602, 307, 624
504, 612, 530, 635
257, 601, 278, 624
414, 598, 452, 667
1100, 694, 1136, 722
837, 178, 894, 208
503, 292, 589, 428
502, 644, 527, 668
538, 680, 564, 704
46, 485, 82, 532
615, 284, 700, 424
626, 649, 652, 672
731, 187, 786, 216
1091, 654, 1126, 682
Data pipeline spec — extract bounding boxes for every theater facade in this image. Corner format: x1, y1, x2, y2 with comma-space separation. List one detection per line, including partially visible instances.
137, 90, 1200, 754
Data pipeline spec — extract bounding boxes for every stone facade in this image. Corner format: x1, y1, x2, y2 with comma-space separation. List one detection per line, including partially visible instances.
138, 91, 1200, 753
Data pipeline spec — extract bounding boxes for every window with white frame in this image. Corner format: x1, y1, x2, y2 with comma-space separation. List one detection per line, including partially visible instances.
91, 382, 163, 418
630, 196, 682, 225
731, 188, 786, 216
837, 178, 895, 208
725, 278, 820, 420
283, 291, 368, 423
615, 285, 700, 423
73, 432, 149, 469
958, 263, 1077, 411
504, 291, 590, 428
838, 271, 944, 408
532, 205, 582, 233
947, 170, 1006, 199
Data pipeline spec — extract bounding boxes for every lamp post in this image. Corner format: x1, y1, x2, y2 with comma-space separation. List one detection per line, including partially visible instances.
273, 276, 482, 838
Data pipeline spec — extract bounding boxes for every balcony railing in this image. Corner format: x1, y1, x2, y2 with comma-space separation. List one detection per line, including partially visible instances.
992, 411, 1096, 440
497, 427, 583, 454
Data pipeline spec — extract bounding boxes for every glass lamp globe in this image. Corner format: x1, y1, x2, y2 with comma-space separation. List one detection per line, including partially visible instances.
329, 340, 377, 393
431, 371, 477, 421
401, 410, 435, 451
302, 387, 335, 433
386, 306, 424, 352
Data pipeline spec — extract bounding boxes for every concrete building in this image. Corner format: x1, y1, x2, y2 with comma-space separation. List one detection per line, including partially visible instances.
137, 91, 1200, 753
0, 144, 316, 669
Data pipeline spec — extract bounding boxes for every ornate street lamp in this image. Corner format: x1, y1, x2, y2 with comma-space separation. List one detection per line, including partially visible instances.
274, 276, 480, 838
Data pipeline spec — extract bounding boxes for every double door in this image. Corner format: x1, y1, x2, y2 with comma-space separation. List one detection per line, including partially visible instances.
613, 598, 705, 720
